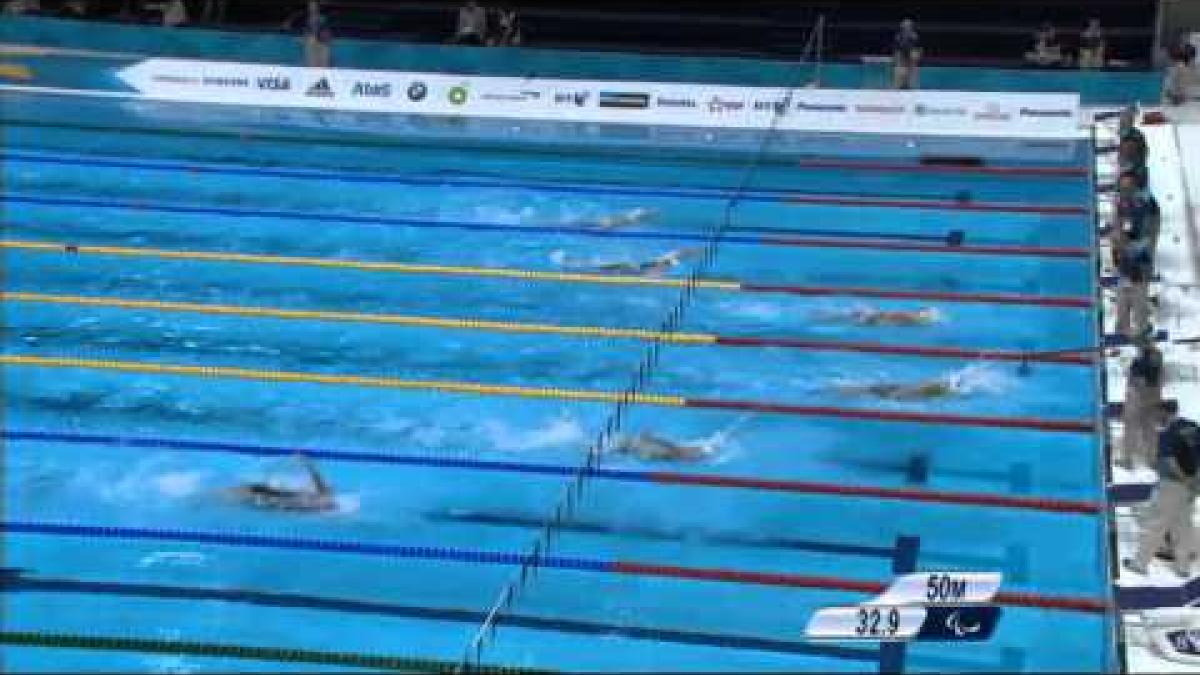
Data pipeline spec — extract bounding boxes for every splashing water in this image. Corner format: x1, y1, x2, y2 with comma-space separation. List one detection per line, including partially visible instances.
480, 411, 586, 453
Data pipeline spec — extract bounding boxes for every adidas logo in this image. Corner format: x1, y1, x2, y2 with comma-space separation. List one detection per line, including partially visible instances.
305, 78, 334, 98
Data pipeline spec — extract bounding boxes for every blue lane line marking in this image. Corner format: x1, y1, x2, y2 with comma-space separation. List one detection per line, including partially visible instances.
428, 511, 897, 559
0, 190, 955, 246
2, 521, 611, 571
0, 150, 959, 206
0, 570, 879, 662
2, 193, 949, 245
2, 429, 653, 483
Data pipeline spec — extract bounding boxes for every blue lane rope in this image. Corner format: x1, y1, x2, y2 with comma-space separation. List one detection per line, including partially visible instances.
2, 150, 978, 207
2, 521, 609, 571
3, 194, 950, 244
1, 429, 650, 482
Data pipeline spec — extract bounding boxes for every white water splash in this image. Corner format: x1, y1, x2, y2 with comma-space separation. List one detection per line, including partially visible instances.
136, 551, 209, 569
480, 411, 586, 452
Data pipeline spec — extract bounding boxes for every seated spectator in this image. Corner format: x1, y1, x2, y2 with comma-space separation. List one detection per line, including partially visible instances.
1078, 18, 1106, 69
146, 0, 187, 27
3, 0, 40, 14
305, 26, 333, 68
892, 18, 921, 90
58, 0, 87, 18
452, 0, 488, 45
490, 6, 522, 47
1026, 22, 1064, 66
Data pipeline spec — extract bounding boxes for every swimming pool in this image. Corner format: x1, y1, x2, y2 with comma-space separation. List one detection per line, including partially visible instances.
1, 88, 1116, 672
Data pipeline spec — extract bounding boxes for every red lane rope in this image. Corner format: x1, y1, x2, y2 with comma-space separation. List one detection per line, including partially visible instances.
782, 195, 1087, 214
790, 159, 1087, 177
737, 283, 1092, 308
610, 562, 1108, 613
767, 236, 1090, 258
684, 398, 1094, 433
713, 336, 1094, 365
650, 472, 1102, 515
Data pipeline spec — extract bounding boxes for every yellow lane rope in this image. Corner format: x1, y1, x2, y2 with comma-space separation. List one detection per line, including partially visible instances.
3, 291, 717, 345
2, 240, 742, 291
0, 355, 688, 407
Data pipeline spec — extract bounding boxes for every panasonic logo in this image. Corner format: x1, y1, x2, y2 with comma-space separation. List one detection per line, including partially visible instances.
1020, 107, 1073, 118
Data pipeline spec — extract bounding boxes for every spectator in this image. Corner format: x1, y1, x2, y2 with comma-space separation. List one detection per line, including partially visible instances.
59, 0, 87, 18
490, 6, 522, 47
452, 0, 488, 45
1119, 329, 1165, 470
305, 26, 333, 68
1078, 18, 1106, 69
146, 0, 187, 27
1114, 233, 1153, 340
1125, 400, 1200, 578
1163, 35, 1196, 106
2, 0, 40, 14
1026, 22, 1064, 66
282, 0, 326, 34
891, 18, 921, 90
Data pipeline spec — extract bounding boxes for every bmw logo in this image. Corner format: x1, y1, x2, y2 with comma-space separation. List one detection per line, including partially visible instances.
407, 81, 427, 101
448, 86, 468, 105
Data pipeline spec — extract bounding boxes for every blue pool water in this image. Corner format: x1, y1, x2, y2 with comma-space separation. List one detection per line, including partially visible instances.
1, 86, 1115, 672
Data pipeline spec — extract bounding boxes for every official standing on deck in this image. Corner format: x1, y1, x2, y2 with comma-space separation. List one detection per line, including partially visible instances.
1114, 234, 1154, 340
1119, 329, 1165, 469
1126, 401, 1200, 578
892, 19, 922, 90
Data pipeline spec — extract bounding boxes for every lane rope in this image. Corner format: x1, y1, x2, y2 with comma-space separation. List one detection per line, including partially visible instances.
2, 521, 1110, 613
3, 240, 1092, 308
0, 157, 1087, 215
3, 429, 1103, 515
0, 630, 540, 673
4, 193, 1090, 256
0, 354, 1095, 432
4, 291, 1094, 364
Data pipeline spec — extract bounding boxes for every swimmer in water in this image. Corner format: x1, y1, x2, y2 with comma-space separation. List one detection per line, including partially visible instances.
835, 370, 968, 401
229, 454, 336, 512
818, 305, 942, 327
608, 431, 713, 462
589, 207, 659, 230
585, 247, 703, 277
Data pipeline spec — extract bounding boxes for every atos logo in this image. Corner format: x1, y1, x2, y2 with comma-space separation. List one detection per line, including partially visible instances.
352, 82, 391, 97
257, 76, 291, 91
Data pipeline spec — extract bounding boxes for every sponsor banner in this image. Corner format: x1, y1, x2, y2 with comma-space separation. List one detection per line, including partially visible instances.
114, 58, 1082, 138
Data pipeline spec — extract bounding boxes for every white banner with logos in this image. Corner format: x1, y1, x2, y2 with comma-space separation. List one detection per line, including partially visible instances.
116, 58, 1083, 139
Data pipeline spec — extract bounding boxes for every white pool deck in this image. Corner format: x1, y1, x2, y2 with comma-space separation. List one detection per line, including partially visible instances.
1094, 99, 1200, 671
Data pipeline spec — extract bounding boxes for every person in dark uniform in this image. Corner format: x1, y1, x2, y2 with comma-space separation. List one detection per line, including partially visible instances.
1126, 401, 1200, 577
1119, 329, 1166, 469
892, 19, 922, 90
1118, 138, 1149, 191
1079, 18, 1106, 69
1118, 107, 1148, 167
1114, 234, 1154, 339
1116, 171, 1162, 258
